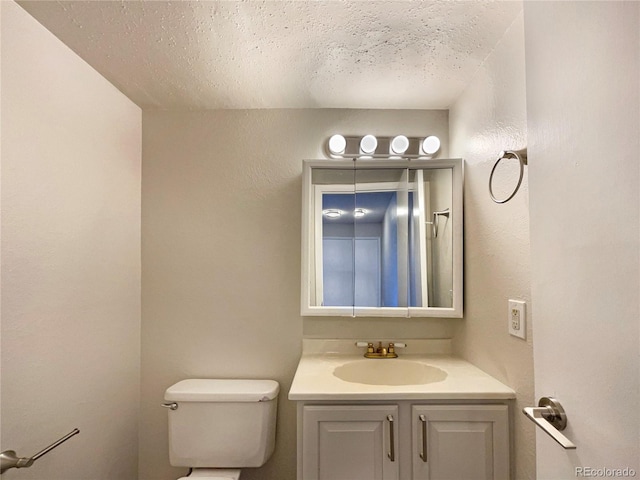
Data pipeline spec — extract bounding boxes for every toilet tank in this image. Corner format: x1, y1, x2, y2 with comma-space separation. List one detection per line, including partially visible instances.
164, 379, 279, 468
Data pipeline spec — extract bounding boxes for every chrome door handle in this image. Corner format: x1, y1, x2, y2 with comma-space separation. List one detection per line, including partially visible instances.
523, 397, 576, 449
419, 414, 427, 462
387, 415, 395, 462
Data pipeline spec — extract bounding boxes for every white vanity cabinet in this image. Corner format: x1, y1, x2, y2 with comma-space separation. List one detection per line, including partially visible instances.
410, 405, 509, 480
298, 402, 510, 480
302, 405, 399, 480
289, 343, 517, 480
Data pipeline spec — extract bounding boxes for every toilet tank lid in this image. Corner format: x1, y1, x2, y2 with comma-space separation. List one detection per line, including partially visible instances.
164, 379, 279, 402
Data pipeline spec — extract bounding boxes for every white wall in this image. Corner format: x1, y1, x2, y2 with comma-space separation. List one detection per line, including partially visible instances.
524, 2, 639, 477
140, 109, 449, 480
1, 2, 141, 479
449, 12, 535, 480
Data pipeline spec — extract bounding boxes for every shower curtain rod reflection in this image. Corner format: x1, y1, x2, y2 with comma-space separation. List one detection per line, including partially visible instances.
428, 208, 450, 238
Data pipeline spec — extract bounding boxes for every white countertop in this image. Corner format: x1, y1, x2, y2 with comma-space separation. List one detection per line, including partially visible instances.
288, 340, 516, 401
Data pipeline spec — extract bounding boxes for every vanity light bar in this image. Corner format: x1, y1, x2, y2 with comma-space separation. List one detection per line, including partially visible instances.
326, 135, 441, 159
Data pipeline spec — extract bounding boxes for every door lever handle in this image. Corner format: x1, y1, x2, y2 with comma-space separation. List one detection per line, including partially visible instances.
523, 397, 576, 449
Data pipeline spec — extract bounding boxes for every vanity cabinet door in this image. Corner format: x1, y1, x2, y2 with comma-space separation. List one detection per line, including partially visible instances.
302, 405, 399, 480
411, 405, 509, 480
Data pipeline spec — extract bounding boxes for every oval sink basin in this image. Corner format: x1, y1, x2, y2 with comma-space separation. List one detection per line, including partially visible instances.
333, 359, 447, 386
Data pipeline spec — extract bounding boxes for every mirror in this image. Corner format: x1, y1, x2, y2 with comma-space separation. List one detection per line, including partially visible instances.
301, 159, 463, 317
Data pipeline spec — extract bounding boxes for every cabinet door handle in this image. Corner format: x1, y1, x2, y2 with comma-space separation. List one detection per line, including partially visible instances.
419, 414, 427, 462
387, 415, 395, 462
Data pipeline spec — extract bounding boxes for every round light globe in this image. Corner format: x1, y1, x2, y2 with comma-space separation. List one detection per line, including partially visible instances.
328, 134, 347, 155
421, 136, 441, 155
360, 135, 378, 155
390, 135, 410, 155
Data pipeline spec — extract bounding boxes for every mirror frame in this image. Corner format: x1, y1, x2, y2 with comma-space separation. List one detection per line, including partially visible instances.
301, 158, 464, 318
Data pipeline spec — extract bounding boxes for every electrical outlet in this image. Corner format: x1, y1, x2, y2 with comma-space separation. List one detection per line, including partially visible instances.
511, 308, 520, 330
508, 300, 526, 339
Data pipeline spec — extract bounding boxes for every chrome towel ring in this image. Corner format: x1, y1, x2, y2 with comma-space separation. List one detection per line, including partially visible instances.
489, 148, 527, 204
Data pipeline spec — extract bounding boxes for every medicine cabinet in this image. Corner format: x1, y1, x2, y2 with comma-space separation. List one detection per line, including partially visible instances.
301, 159, 463, 317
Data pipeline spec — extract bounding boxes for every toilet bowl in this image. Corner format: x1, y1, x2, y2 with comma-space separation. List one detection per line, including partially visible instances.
177, 468, 241, 479
164, 379, 279, 480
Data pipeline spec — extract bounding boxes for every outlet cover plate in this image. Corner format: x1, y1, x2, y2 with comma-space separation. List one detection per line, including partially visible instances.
508, 300, 526, 339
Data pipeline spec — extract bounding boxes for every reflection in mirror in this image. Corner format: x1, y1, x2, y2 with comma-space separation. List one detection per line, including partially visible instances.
321, 169, 408, 308
302, 159, 462, 317
354, 169, 409, 308
416, 168, 453, 308
323, 192, 391, 307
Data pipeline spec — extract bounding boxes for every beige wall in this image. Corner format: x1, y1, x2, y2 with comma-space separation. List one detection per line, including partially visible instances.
1, 2, 141, 479
140, 109, 449, 480
449, 12, 535, 480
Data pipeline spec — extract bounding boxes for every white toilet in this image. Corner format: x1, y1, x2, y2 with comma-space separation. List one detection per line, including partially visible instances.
164, 378, 279, 480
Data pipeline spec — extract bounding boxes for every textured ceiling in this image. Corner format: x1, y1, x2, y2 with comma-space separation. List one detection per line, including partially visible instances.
17, 1, 522, 110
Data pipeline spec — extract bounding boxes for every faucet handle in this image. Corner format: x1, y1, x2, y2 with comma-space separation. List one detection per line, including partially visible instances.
355, 342, 375, 354
388, 342, 406, 355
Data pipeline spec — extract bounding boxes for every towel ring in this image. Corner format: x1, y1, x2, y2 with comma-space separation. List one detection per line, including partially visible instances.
489, 148, 528, 204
